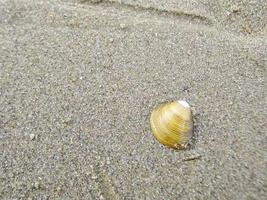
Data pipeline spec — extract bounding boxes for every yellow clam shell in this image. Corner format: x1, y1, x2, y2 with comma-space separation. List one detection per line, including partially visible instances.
150, 100, 193, 149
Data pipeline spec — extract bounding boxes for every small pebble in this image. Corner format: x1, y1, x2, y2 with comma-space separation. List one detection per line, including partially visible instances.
91, 174, 98, 180
89, 0, 103, 3
56, 186, 61, 192
119, 23, 127, 29
33, 181, 40, 189
29, 134, 36, 140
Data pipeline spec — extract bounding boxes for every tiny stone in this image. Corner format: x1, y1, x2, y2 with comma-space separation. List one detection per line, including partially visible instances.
34, 181, 40, 189
119, 23, 127, 29
182, 86, 190, 92
91, 174, 98, 180
88, 0, 103, 3
29, 134, 36, 140
231, 6, 240, 13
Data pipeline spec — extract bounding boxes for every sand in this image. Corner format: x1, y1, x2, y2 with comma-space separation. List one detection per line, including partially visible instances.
0, 0, 266, 199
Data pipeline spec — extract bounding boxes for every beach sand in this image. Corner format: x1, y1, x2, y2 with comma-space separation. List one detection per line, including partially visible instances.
0, 0, 266, 199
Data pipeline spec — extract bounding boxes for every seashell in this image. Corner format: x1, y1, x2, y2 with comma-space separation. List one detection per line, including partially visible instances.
150, 100, 193, 149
